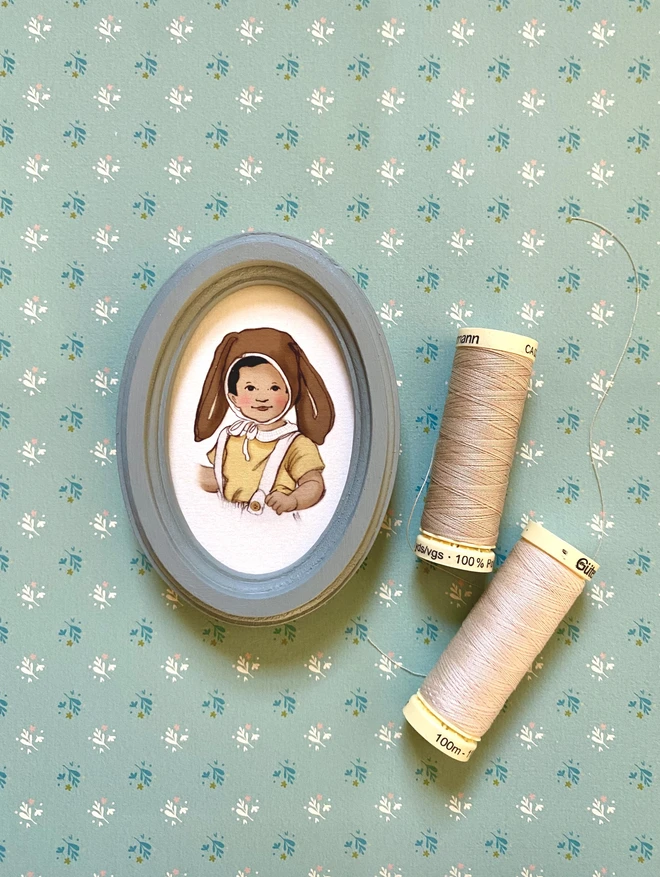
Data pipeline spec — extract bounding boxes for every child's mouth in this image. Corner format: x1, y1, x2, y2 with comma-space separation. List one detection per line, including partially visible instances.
253, 405, 271, 412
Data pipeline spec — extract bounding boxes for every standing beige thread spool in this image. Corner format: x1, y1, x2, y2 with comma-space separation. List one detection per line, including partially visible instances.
415, 328, 538, 573
403, 521, 598, 762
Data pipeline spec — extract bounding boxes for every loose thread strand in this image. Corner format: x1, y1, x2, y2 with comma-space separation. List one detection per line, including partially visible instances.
569, 217, 641, 560
366, 637, 427, 678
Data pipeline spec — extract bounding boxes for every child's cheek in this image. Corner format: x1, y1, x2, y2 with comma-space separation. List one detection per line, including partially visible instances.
274, 393, 289, 412
236, 393, 252, 410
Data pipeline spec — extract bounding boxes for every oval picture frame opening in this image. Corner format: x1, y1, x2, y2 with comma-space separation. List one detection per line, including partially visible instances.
117, 233, 400, 625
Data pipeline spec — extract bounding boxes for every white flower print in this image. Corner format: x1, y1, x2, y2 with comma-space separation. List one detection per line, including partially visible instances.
309, 18, 335, 45
18, 510, 46, 538
589, 20, 616, 48
161, 725, 189, 752
377, 229, 404, 256
447, 158, 474, 186
449, 19, 474, 46
166, 16, 193, 43
166, 85, 193, 112
308, 87, 335, 114
93, 155, 121, 183
89, 581, 117, 609
518, 160, 545, 187
90, 511, 118, 536
94, 85, 121, 112
377, 158, 404, 186
379, 18, 405, 46
89, 726, 117, 753
589, 160, 615, 188
378, 87, 405, 114
517, 722, 544, 749
25, 14, 52, 43
23, 84, 51, 111
589, 795, 616, 823
22, 154, 49, 182
518, 229, 545, 256
18, 438, 46, 466
88, 797, 116, 826
161, 654, 189, 682
519, 20, 546, 47
92, 226, 119, 252
589, 723, 615, 751
17, 726, 44, 754
517, 793, 544, 821
307, 228, 334, 252
236, 87, 264, 114
237, 18, 263, 46
165, 156, 192, 183
447, 230, 473, 256
589, 229, 616, 255
18, 581, 46, 608
518, 89, 545, 116
21, 225, 49, 252
446, 794, 472, 821
377, 793, 402, 821
165, 226, 192, 253
20, 296, 48, 324
307, 157, 334, 185
589, 89, 615, 116
305, 723, 331, 750
305, 653, 332, 680
448, 88, 474, 115
375, 722, 402, 749
306, 794, 331, 822
95, 16, 121, 42
235, 157, 263, 184
233, 724, 260, 751
161, 797, 189, 825
588, 652, 615, 680
89, 655, 116, 682
16, 799, 43, 827
90, 440, 117, 466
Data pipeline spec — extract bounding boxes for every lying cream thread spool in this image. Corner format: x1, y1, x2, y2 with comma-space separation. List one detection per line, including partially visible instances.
404, 521, 598, 762
415, 328, 537, 574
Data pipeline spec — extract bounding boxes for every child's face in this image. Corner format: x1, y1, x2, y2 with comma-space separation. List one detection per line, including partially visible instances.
229, 363, 290, 423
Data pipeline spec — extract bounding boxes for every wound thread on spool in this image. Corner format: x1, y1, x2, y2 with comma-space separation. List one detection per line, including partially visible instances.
414, 328, 538, 573
403, 521, 598, 762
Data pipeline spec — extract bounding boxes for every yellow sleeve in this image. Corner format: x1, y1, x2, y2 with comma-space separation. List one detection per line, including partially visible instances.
284, 436, 325, 483
206, 446, 216, 466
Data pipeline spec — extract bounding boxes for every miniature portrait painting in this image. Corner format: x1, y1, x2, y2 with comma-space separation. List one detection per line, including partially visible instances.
168, 284, 355, 575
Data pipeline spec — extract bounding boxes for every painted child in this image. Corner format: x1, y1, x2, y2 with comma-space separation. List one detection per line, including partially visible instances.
195, 327, 335, 516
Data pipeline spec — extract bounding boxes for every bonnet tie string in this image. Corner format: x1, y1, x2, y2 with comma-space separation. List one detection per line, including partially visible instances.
227, 419, 260, 461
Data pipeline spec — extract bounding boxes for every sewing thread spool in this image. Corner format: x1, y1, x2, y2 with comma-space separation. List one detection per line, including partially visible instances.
415, 328, 537, 573
403, 521, 598, 762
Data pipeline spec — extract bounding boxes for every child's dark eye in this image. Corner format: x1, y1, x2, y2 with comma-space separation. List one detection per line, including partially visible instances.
270, 385, 281, 392
245, 384, 256, 392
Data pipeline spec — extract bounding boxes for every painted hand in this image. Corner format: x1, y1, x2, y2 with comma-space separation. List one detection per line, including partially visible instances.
265, 491, 298, 515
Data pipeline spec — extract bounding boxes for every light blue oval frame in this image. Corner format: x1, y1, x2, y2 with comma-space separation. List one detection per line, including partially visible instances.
117, 233, 400, 625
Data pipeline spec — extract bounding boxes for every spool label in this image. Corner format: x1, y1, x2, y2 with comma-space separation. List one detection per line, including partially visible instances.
456, 327, 538, 360
521, 521, 599, 580
415, 535, 494, 572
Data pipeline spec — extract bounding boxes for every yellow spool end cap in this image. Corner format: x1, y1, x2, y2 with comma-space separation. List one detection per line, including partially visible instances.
403, 692, 479, 763
521, 521, 599, 580
415, 532, 494, 573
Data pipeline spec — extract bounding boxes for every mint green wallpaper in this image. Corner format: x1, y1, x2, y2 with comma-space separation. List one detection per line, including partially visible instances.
0, 1, 657, 875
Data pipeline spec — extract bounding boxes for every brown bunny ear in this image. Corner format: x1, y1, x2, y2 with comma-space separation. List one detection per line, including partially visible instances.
291, 342, 335, 445
194, 332, 239, 442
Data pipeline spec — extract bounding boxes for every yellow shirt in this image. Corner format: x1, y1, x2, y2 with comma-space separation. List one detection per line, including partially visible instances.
207, 434, 325, 503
